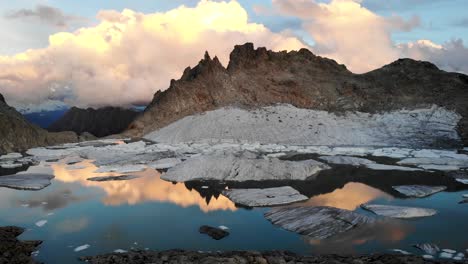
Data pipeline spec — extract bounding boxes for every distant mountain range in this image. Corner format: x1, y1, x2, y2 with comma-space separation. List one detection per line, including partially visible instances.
48, 107, 140, 137
0, 94, 78, 154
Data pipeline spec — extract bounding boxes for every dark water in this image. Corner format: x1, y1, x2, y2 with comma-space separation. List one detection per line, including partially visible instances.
0, 161, 467, 264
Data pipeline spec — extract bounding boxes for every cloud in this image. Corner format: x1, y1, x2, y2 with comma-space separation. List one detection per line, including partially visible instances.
5, 4, 83, 28
399, 39, 468, 73
0, 0, 305, 109
270, 0, 468, 74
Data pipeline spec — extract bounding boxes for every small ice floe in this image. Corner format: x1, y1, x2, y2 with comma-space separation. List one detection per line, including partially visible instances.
223, 186, 308, 207
1, 163, 23, 169
74, 244, 90, 252
440, 252, 453, 259
87, 175, 141, 182
218, 225, 229, 231
456, 179, 468, 184
422, 255, 434, 259
0, 152, 22, 160
454, 252, 465, 260
114, 249, 127, 253
443, 249, 457, 254
31, 250, 39, 257
35, 220, 47, 227
201, 186, 209, 189
361, 204, 437, 219
147, 158, 182, 170
94, 164, 147, 174
413, 243, 440, 255
134, 242, 138, 245
21, 204, 29, 207
366, 164, 423, 171
41, 202, 48, 205
0, 173, 55, 191
392, 185, 447, 198
390, 249, 411, 255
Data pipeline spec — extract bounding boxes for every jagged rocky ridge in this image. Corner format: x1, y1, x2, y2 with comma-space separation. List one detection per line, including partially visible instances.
0, 93, 78, 154
49, 106, 139, 137
129, 43, 468, 147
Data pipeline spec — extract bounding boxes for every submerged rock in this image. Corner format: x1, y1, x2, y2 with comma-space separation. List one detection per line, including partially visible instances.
361, 204, 437, 218
222, 186, 308, 207
87, 175, 141, 182
0, 173, 54, 190
413, 243, 440, 255
264, 206, 376, 240
162, 151, 330, 182
199, 225, 229, 240
392, 185, 447, 198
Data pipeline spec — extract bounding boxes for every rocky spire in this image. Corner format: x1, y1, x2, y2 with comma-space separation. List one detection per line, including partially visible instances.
0, 93, 5, 104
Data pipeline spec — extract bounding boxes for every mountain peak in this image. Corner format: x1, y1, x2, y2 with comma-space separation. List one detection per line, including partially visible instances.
0, 93, 5, 104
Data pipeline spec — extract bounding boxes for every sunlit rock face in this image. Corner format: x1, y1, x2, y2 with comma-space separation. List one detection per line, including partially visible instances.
145, 104, 461, 148
131, 43, 468, 147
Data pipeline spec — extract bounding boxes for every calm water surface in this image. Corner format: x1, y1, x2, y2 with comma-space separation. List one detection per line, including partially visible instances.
0, 160, 467, 264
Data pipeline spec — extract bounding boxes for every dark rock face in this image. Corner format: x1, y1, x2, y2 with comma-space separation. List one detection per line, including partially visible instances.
128, 43, 468, 146
199, 225, 229, 240
0, 226, 41, 264
0, 93, 78, 154
80, 249, 456, 264
49, 106, 139, 138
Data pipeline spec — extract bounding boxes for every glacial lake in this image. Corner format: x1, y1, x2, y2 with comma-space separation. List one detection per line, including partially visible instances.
0, 160, 467, 264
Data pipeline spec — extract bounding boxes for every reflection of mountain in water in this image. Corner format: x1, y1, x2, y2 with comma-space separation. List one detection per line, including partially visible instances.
51, 161, 236, 212
185, 164, 467, 205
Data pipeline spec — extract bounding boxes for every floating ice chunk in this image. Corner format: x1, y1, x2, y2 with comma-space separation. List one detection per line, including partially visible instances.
422, 255, 434, 259
218, 225, 229, 230
163, 151, 330, 182
147, 158, 182, 170
94, 164, 147, 174
413, 243, 440, 255
1, 163, 23, 169
392, 185, 447, 198
74, 244, 90, 252
456, 179, 468, 185
0, 173, 54, 190
21, 204, 29, 207
398, 157, 468, 168
223, 186, 308, 207
47, 212, 54, 216
114, 249, 127, 253
442, 249, 457, 254
372, 148, 412, 158
418, 165, 460, 171
391, 249, 411, 255
440, 252, 453, 258
35, 220, 47, 227
41, 202, 48, 205
319, 156, 375, 166
463, 194, 468, 198
201, 186, 209, 189
361, 204, 437, 218
31, 250, 39, 256
366, 164, 423, 171
0, 153, 22, 160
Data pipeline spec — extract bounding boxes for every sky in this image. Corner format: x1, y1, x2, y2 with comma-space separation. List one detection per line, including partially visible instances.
0, 0, 467, 112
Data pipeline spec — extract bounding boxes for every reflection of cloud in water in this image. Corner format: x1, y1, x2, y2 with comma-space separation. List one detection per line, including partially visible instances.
56, 217, 89, 233
295, 182, 392, 210
305, 221, 412, 254
52, 161, 236, 212
17, 188, 86, 211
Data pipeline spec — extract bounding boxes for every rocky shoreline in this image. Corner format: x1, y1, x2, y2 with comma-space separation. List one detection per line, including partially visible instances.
80, 249, 466, 264
0, 226, 41, 264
